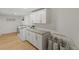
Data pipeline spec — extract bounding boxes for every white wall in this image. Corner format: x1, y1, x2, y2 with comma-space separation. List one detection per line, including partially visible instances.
0, 16, 22, 35
57, 8, 79, 49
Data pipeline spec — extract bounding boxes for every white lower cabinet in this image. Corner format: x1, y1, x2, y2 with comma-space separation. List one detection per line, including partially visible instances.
29, 31, 36, 44
35, 34, 42, 49
19, 28, 26, 41
25, 30, 30, 41
25, 30, 49, 50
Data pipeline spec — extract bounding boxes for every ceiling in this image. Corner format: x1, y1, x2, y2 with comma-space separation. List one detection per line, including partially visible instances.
0, 8, 37, 16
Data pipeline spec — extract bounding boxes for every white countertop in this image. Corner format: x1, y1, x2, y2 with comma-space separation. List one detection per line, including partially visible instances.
26, 27, 50, 35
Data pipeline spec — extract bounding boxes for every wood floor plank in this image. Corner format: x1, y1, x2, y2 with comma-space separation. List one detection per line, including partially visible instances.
0, 33, 36, 50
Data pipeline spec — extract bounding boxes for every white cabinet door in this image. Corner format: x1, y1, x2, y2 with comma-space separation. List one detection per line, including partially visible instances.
29, 31, 34, 43
37, 9, 46, 23
26, 31, 31, 42
35, 11, 41, 23
30, 12, 36, 23
26, 30, 28, 40
19, 29, 26, 41
24, 15, 33, 26
35, 34, 42, 49
30, 32, 38, 47
41, 9, 46, 23
26, 31, 36, 45
26, 31, 42, 49
30, 9, 46, 23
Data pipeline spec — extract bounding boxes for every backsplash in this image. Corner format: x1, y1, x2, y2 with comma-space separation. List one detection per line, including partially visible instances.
34, 23, 57, 31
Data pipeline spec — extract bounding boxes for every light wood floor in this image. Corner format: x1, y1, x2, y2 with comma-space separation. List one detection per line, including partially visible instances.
0, 33, 36, 50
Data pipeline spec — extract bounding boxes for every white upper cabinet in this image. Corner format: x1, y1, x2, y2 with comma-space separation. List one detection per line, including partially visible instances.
30, 9, 46, 23
24, 15, 33, 26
